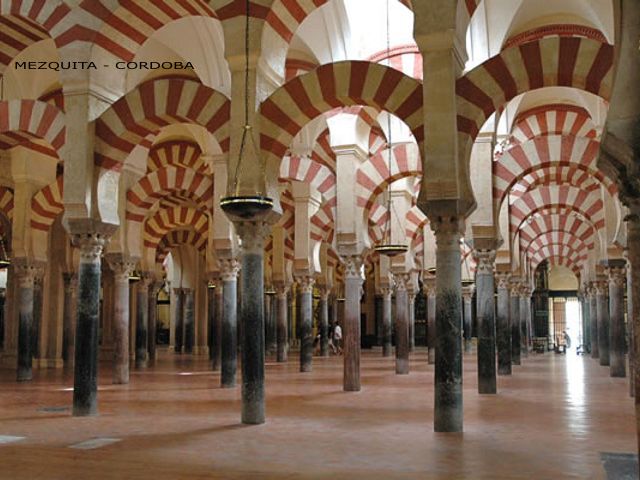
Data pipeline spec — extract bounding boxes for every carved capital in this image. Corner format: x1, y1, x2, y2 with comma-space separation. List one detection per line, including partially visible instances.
461, 284, 475, 301
509, 279, 521, 297
295, 275, 315, 294
274, 283, 290, 300
234, 221, 271, 254
593, 279, 608, 295
219, 258, 240, 282
342, 255, 363, 280
73, 232, 109, 264
473, 249, 496, 275
606, 266, 626, 287
423, 277, 436, 297
380, 286, 393, 297
495, 272, 511, 290
106, 254, 137, 284
13, 259, 44, 289
393, 272, 410, 292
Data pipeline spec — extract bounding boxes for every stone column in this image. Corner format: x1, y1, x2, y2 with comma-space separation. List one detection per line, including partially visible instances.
381, 286, 393, 357
31, 275, 43, 360
510, 280, 521, 366
496, 272, 512, 375
589, 283, 599, 359
475, 249, 496, 394
343, 255, 364, 392
265, 290, 277, 356
607, 262, 626, 377
319, 288, 330, 357
72, 232, 109, 417
580, 286, 591, 353
136, 275, 153, 367
595, 279, 610, 367
15, 261, 38, 381
182, 288, 195, 354
62, 272, 78, 369
519, 290, 529, 358
296, 275, 315, 372
235, 221, 270, 424
408, 291, 416, 352
219, 259, 239, 388
148, 281, 161, 363
424, 277, 436, 365
208, 281, 220, 369
627, 257, 635, 396
394, 273, 410, 375
106, 256, 135, 384
173, 288, 184, 354
432, 217, 464, 433
275, 284, 289, 362
626, 217, 640, 426
461, 284, 474, 354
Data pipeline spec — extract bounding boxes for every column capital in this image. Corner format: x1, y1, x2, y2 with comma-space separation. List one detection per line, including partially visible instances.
274, 283, 290, 299
473, 249, 496, 275
606, 265, 626, 287
295, 275, 315, 294
380, 286, 393, 297
13, 258, 45, 289
430, 215, 466, 238
218, 258, 240, 281
509, 279, 521, 297
234, 221, 271, 254
519, 286, 532, 298
105, 253, 137, 284
495, 272, 511, 289
342, 255, 364, 280
63, 271, 78, 292
593, 278, 609, 295
73, 233, 109, 264
393, 272, 410, 292
423, 276, 436, 297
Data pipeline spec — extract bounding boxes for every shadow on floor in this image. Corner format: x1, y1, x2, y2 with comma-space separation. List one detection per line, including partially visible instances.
601, 452, 639, 480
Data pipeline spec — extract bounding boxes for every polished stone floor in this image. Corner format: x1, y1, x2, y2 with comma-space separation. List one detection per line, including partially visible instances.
0, 347, 635, 479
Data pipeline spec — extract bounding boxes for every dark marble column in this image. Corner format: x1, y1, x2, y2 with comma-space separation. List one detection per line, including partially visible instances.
136, 276, 152, 367
173, 288, 184, 354
275, 284, 289, 362
626, 218, 640, 421
462, 285, 474, 354
432, 218, 464, 433
381, 286, 393, 357
62, 272, 78, 369
394, 273, 410, 375
580, 286, 591, 353
408, 291, 416, 352
72, 232, 110, 417
106, 256, 135, 384
31, 276, 43, 359
626, 257, 635, 397
235, 221, 270, 425
475, 249, 496, 394
519, 289, 529, 358
607, 262, 627, 377
319, 289, 329, 357
296, 275, 315, 372
510, 280, 521, 366
595, 279, 610, 367
15, 261, 39, 382
424, 277, 436, 365
496, 272, 512, 375
588, 283, 599, 359
208, 280, 221, 370
182, 288, 195, 355
219, 259, 239, 388
264, 290, 277, 356
148, 281, 161, 363
343, 255, 363, 392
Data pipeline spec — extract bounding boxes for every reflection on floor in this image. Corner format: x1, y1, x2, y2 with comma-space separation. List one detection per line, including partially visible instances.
0, 348, 635, 479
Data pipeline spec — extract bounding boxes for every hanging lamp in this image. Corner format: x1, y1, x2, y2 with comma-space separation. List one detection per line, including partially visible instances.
0, 234, 10, 269
219, 0, 273, 221
374, 0, 407, 258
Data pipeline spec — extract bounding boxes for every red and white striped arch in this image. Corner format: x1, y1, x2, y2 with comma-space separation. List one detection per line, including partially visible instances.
457, 37, 614, 165
493, 135, 610, 208
526, 231, 593, 258
509, 185, 605, 235
510, 104, 598, 144
30, 176, 63, 231
144, 205, 208, 250
0, 186, 14, 222
405, 205, 428, 244
147, 141, 207, 174
57, 0, 217, 62
0, 1, 71, 73
518, 210, 597, 251
95, 78, 230, 170
264, 0, 414, 44
511, 163, 615, 199
126, 166, 213, 223
260, 61, 424, 172
280, 155, 336, 202
367, 45, 423, 81
156, 228, 206, 263
0, 100, 65, 152
529, 243, 588, 274
357, 143, 421, 214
